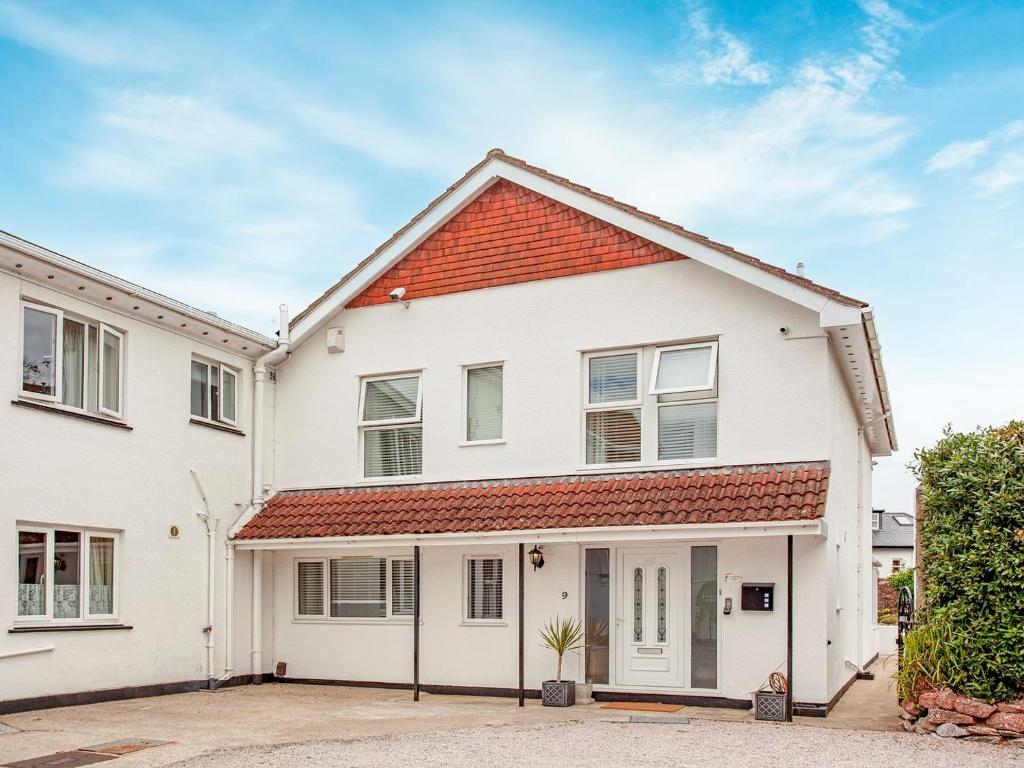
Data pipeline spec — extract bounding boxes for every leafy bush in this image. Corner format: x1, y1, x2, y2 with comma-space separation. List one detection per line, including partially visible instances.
888, 567, 915, 595
909, 421, 1024, 701
877, 608, 897, 626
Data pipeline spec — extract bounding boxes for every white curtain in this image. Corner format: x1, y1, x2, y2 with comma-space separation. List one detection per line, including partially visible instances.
89, 537, 114, 615
62, 320, 85, 408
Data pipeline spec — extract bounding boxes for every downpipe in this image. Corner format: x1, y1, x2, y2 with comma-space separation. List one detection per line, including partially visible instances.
191, 469, 220, 690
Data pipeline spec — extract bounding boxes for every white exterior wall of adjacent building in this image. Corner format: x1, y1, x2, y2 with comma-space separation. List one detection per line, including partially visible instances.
263, 257, 871, 706
873, 547, 914, 579
1, 268, 262, 702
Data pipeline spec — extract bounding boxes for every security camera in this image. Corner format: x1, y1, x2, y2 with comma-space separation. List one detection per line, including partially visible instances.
388, 287, 410, 308
779, 326, 790, 336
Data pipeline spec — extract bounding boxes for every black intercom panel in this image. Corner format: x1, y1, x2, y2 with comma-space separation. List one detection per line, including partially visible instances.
741, 583, 775, 611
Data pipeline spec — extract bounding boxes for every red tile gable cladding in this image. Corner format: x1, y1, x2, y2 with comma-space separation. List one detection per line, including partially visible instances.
235, 462, 829, 540
346, 179, 685, 308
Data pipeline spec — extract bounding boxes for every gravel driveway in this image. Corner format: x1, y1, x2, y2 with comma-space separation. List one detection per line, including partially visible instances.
178, 720, 1023, 768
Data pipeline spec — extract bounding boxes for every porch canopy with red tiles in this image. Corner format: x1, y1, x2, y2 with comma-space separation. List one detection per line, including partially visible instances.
235, 461, 829, 543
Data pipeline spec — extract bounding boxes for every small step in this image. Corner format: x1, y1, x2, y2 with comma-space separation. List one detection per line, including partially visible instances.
628, 715, 690, 725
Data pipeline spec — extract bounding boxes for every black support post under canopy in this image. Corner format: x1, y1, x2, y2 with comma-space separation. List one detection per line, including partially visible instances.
786, 535, 793, 721
518, 542, 525, 707
414, 545, 421, 702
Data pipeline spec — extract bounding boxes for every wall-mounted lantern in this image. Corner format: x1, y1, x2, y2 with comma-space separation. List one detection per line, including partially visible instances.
528, 545, 545, 571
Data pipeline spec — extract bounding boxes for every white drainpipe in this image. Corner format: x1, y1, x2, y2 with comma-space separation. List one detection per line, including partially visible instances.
252, 304, 290, 504
192, 469, 219, 687
252, 549, 263, 683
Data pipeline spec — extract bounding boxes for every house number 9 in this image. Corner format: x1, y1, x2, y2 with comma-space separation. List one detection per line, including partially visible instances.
561, 591, 568, 599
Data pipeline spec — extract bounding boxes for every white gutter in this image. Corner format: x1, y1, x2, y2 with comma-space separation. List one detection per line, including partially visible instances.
191, 469, 219, 688
233, 518, 825, 550
0, 230, 274, 348
0, 645, 54, 659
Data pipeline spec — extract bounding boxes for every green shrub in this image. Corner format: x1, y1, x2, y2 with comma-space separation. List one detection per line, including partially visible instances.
877, 608, 897, 626
909, 421, 1024, 701
888, 567, 915, 595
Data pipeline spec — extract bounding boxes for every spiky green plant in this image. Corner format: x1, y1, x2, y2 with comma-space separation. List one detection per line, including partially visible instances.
539, 615, 587, 682
894, 620, 971, 700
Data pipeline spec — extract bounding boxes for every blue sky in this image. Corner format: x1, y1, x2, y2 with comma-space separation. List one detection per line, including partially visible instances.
1, 0, 1022, 512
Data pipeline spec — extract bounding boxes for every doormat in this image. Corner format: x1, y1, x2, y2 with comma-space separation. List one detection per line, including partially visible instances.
80, 739, 172, 755
601, 702, 684, 713
2, 752, 117, 768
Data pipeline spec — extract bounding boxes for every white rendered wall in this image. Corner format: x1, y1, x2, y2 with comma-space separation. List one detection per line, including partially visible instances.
268, 536, 828, 704
272, 259, 832, 490
873, 547, 914, 579
0, 273, 258, 702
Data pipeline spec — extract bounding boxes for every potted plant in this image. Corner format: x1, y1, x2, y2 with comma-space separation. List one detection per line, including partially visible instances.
753, 671, 788, 721
540, 615, 586, 707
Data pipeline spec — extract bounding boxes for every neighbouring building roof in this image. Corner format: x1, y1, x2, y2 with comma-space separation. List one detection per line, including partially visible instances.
872, 510, 915, 548
234, 461, 830, 541
347, 178, 685, 307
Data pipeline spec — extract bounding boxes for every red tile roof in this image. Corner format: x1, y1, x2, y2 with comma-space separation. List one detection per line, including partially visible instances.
293, 149, 864, 325
347, 179, 685, 307
234, 462, 829, 541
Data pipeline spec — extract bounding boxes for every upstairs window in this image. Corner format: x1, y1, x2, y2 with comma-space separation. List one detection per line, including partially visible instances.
872, 512, 882, 531
21, 302, 124, 418
190, 357, 238, 426
584, 351, 642, 465
360, 373, 422, 478
582, 341, 718, 467
465, 364, 503, 442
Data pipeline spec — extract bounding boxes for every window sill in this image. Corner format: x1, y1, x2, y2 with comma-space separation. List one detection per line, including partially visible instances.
578, 458, 720, 473
189, 417, 245, 436
9, 623, 132, 633
459, 620, 508, 627
458, 439, 506, 447
11, 399, 132, 430
291, 618, 421, 625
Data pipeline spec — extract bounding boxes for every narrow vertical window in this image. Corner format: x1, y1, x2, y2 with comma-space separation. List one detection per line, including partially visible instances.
62, 318, 86, 408
632, 566, 644, 643
296, 561, 325, 617
391, 559, 415, 616
584, 549, 610, 685
690, 546, 718, 689
98, 325, 123, 417
88, 535, 115, 616
657, 566, 668, 643
22, 305, 59, 398
191, 360, 210, 418
53, 531, 82, 620
220, 367, 237, 424
361, 374, 422, 478
465, 365, 503, 442
585, 351, 641, 465
17, 531, 46, 617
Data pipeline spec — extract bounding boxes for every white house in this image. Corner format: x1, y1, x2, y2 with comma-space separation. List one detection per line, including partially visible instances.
2, 150, 896, 718
872, 510, 915, 578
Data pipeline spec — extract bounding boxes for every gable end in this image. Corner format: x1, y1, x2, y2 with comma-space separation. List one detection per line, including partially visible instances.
346, 179, 685, 308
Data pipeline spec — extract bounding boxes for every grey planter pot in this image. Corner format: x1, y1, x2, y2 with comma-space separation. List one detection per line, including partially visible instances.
753, 690, 787, 721
542, 680, 576, 707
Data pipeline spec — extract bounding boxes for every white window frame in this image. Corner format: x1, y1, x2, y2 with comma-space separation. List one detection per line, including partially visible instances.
358, 371, 424, 480
358, 372, 423, 427
292, 555, 415, 622
14, 524, 121, 626
190, 356, 240, 426
462, 361, 505, 445
872, 512, 882, 531
462, 554, 505, 624
581, 349, 644, 470
20, 302, 64, 403
97, 323, 125, 418
649, 341, 718, 395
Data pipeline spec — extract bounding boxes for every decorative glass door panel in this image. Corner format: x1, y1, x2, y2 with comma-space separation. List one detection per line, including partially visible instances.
619, 550, 682, 687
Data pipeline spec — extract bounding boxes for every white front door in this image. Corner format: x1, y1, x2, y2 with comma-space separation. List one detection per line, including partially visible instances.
618, 549, 683, 687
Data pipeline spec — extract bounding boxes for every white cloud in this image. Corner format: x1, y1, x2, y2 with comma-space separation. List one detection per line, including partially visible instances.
927, 120, 1024, 198
658, 3, 771, 86
926, 139, 990, 172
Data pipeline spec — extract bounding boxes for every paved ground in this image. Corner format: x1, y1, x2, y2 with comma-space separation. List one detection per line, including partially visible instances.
2, 664, 1010, 768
